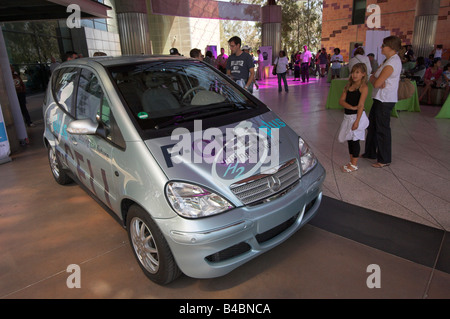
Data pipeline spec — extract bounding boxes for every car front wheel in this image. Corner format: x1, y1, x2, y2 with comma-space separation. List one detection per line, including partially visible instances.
126, 205, 182, 285
48, 146, 72, 185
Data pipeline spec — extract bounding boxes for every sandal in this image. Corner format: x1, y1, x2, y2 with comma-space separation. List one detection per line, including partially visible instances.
341, 163, 358, 173
372, 162, 390, 168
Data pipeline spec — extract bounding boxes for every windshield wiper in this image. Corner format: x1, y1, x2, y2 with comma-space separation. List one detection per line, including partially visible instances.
154, 103, 246, 129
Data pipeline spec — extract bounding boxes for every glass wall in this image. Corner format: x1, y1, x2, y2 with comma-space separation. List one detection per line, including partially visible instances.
1, 15, 111, 93
1, 20, 74, 93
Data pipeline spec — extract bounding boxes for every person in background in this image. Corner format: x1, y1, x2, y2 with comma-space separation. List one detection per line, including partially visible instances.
405, 56, 426, 83
419, 59, 443, 105
204, 50, 215, 66
364, 35, 402, 168
64, 51, 78, 62
318, 48, 328, 78
338, 63, 369, 173
293, 51, 301, 81
190, 48, 204, 61
330, 48, 343, 79
348, 47, 372, 77
405, 45, 415, 62
226, 36, 255, 93
315, 50, 321, 76
300, 45, 312, 83
402, 54, 415, 73
273, 50, 289, 93
351, 43, 360, 58
242, 45, 259, 90
11, 65, 34, 127
217, 47, 228, 74
170, 48, 181, 56
256, 49, 264, 81
49, 56, 60, 73
431, 44, 445, 61
93, 51, 107, 56
367, 53, 378, 74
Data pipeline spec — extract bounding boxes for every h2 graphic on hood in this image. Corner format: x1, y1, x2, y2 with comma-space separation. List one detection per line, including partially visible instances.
164, 117, 287, 184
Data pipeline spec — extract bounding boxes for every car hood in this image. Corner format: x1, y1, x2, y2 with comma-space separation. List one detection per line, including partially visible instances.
144, 111, 301, 204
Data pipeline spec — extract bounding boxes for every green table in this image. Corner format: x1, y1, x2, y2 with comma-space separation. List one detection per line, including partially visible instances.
325, 79, 420, 117
327, 66, 349, 83
435, 94, 450, 119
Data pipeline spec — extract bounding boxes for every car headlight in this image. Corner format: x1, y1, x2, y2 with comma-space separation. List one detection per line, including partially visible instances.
165, 182, 233, 218
299, 137, 317, 175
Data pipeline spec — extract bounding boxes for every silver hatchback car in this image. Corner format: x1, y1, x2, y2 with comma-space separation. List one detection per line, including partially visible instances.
43, 55, 325, 285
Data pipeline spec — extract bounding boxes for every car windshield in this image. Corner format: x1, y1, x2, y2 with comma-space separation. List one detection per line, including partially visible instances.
108, 60, 266, 135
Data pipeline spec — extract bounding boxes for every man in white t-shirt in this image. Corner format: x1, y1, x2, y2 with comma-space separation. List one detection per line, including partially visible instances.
300, 45, 312, 82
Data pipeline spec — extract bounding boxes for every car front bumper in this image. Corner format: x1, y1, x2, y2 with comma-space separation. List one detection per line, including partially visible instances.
155, 163, 326, 279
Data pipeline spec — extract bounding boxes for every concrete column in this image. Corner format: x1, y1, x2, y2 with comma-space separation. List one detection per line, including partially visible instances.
115, 0, 152, 55
261, 4, 282, 65
0, 27, 27, 155
412, 0, 441, 58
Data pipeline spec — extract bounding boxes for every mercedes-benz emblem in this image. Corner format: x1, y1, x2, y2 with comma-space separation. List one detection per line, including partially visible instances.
267, 175, 281, 193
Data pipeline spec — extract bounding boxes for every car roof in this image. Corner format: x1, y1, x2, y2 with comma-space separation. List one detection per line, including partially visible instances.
59, 54, 192, 69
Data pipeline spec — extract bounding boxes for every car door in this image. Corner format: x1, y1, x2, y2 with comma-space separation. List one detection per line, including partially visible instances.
50, 67, 79, 176
72, 68, 124, 210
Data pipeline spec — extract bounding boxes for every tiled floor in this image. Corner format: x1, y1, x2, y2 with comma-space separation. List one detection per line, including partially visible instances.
0, 71, 449, 300
253, 75, 450, 231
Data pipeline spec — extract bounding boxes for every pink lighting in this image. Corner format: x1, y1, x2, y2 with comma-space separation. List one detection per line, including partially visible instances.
255, 74, 319, 90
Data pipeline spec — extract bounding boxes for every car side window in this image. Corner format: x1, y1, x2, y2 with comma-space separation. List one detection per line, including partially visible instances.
99, 96, 126, 149
77, 69, 102, 123
76, 68, 125, 149
53, 67, 78, 116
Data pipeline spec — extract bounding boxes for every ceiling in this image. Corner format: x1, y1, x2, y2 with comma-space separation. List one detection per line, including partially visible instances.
0, 0, 111, 23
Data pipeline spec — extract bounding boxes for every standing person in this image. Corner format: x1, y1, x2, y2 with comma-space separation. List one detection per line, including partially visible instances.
217, 47, 228, 74
190, 48, 204, 61
293, 51, 301, 81
49, 56, 60, 73
300, 45, 312, 83
330, 48, 343, 79
367, 53, 378, 74
273, 50, 289, 93
11, 65, 34, 127
338, 63, 369, 173
242, 45, 259, 90
318, 48, 328, 78
63, 51, 78, 62
256, 49, 264, 81
226, 36, 255, 93
204, 50, 215, 66
170, 48, 181, 56
363, 36, 402, 168
348, 47, 372, 76
315, 51, 321, 76
431, 44, 445, 61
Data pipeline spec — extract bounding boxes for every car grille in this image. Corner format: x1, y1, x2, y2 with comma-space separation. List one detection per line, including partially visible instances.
230, 159, 300, 205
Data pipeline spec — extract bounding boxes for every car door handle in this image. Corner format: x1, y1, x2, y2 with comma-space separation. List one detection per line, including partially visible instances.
70, 136, 78, 145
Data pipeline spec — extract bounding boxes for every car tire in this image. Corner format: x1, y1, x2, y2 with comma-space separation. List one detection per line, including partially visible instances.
126, 205, 182, 285
48, 146, 73, 185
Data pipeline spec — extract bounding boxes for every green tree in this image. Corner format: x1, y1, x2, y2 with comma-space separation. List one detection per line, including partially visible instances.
221, 0, 323, 56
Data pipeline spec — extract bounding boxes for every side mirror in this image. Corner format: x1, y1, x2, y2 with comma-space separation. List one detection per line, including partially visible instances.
67, 119, 98, 135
